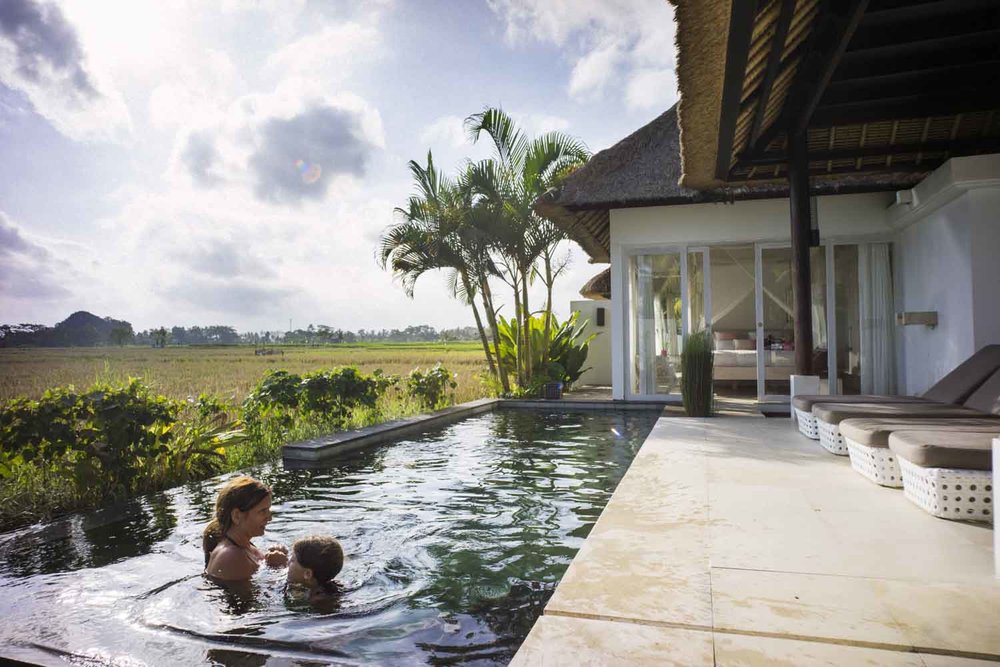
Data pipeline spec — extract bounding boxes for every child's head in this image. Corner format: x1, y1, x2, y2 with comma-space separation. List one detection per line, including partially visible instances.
288, 536, 344, 590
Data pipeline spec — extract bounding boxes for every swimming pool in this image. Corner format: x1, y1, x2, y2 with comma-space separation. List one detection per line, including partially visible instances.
0, 408, 661, 665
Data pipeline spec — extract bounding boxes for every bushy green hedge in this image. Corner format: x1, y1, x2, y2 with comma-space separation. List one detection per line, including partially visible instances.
0, 364, 458, 530
406, 365, 457, 409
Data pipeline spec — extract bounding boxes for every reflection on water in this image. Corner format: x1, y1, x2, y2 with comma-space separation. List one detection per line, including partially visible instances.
0, 408, 660, 665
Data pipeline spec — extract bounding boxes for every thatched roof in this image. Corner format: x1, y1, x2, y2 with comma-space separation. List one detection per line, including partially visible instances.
579, 267, 611, 300
537, 103, 923, 262
669, 0, 1000, 189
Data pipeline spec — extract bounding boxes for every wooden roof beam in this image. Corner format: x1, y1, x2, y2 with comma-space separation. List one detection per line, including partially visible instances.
714, 0, 759, 181
791, 0, 869, 136
744, 137, 1000, 167
747, 0, 796, 148
812, 88, 1000, 126
823, 61, 1000, 106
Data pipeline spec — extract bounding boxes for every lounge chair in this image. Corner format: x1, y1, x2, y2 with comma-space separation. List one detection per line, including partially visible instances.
791, 344, 1000, 439
839, 417, 1000, 487
810, 368, 1000, 456
889, 430, 996, 522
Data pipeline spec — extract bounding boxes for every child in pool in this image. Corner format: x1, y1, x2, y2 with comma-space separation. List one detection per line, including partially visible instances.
287, 535, 344, 601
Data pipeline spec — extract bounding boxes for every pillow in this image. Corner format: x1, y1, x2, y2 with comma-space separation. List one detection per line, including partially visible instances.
733, 338, 754, 350
715, 338, 735, 350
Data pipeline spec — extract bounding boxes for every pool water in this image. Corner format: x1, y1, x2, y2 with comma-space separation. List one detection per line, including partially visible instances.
0, 408, 660, 666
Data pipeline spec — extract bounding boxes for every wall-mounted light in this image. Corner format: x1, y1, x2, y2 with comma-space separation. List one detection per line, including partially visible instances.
596, 307, 606, 327
896, 311, 938, 329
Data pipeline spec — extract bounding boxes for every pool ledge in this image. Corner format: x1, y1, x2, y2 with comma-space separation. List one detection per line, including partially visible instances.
281, 398, 498, 463
282, 398, 669, 464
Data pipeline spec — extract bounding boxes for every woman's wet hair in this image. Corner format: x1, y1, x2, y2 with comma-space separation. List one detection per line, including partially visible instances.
202, 476, 271, 565
293, 536, 344, 591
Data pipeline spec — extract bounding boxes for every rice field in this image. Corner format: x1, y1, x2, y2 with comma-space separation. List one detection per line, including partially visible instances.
0, 343, 493, 405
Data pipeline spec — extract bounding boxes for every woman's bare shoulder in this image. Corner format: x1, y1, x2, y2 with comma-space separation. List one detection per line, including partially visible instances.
205, 543, 258, 581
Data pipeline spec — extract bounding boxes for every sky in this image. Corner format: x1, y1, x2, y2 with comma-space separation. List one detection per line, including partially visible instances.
0, 0, 679, 333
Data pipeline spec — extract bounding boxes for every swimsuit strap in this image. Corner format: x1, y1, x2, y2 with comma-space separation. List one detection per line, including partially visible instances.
223, 533, 260, 564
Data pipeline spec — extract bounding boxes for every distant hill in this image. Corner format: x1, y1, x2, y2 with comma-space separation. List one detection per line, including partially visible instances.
0, 311, 133, 347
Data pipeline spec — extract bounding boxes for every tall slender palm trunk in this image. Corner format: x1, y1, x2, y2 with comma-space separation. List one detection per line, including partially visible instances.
479, 278, 509, 393
541, 255, 554, 370
520, 267, 532, 386
462, 271, 495, 376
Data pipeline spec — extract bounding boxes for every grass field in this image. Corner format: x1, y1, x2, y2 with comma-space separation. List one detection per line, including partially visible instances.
0, 343, 493, 405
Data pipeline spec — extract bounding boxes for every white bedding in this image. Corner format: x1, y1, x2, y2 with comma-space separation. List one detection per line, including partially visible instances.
714, 350, 795, 366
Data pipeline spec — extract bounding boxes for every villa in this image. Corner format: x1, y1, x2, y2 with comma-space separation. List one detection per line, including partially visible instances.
541, 0, 1000, 408
512, 1, 1000, 664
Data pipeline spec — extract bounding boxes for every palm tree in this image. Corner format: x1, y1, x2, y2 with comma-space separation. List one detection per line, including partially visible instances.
379, 152, 498, 378
464, 108, 590, 386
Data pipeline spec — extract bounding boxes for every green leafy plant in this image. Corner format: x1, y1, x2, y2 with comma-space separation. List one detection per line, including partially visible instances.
496, 312, 596, 391
407, 365, 457, 409
0, 379, 180, 496
681, 331, 714, 417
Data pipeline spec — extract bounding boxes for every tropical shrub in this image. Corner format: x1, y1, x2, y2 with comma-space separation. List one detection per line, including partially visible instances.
241, 366, 387, 442
0, 380, 179, 495
496, 313, 596, 389
406, 365, 457, 409
681, 331, 714, 417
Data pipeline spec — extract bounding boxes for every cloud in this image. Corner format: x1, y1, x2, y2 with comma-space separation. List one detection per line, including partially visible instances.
163, 278, 295, 317
0, 0, 130, 141
264, 22, 379, 81
174, 237, 277, 280
419, 115, 467, 150
568, 42, 623, 100
488, 0, 677, 110
0, 0, 95, 96
625, 67, 678, 111
249, 104, 379, 204
0, 211, 72, 300
180, 131, 223, 188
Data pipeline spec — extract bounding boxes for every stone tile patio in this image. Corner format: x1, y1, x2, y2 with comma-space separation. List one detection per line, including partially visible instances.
511, 417, 999, 666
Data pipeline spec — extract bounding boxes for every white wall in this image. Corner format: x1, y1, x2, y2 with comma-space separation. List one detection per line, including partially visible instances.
891, 156, 1000, 394
570, 300, 612, 386
608, 192, 895, 398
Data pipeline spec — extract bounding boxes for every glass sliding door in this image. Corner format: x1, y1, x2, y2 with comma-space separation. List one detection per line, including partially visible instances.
628, 252, 684, 396
756, 245, 828, 400
834, 244, 861, 394
708, 245, 757, 399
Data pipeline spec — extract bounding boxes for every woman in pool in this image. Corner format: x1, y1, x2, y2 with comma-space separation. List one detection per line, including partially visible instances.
287, 535, 344, 601
203, 476, 288, 581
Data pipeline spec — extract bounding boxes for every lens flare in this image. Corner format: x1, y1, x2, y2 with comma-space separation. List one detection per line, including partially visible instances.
295, 159, 322, 184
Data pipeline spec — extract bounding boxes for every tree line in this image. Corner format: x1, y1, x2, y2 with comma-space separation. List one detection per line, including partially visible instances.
0, 312, 481, 348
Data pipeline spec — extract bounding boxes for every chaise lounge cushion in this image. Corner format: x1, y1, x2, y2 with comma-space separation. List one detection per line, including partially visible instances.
960, 367, 1000, 415
839, 417, 1000, 448
888, 430, 998, 470
792, 394, 926, 412
792, 343, 1000, 412
811, 402, 982, 426
921, 344, 1000, 404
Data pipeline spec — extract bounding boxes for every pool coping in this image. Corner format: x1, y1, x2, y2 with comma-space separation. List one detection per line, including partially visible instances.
281, 397, 668, 463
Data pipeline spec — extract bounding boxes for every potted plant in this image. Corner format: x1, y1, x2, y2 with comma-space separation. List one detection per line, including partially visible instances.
681, 330, 714, 417
542, 361, 566, 400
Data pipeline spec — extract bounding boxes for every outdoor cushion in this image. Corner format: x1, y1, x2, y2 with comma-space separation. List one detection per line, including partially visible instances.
961, 365, 1000, 414
792, 343, 1000, 412
888, 430, 998, 470
792, 394, 926, 412
839, 417, 1000, 448
922, 344, 1000, 404
811, 402, 983, 426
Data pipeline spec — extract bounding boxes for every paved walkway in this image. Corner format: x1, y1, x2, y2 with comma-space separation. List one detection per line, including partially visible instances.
511, 417, 999, 666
